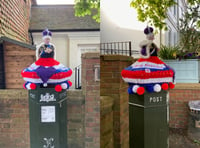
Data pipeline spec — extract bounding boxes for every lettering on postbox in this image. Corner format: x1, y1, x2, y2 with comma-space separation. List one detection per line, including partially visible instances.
43, 137, 55, 148
40, 93, 56, 102
30, 93, 36, 99
149, 96, 163, 103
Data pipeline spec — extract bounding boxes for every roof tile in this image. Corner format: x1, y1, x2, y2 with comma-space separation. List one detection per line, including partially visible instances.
30, 5, 100, 31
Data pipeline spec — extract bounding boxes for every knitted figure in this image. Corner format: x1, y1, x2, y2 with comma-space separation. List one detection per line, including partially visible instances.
21, 29, 72, 92
121, 26, 175, 95
36, 29, 56, 60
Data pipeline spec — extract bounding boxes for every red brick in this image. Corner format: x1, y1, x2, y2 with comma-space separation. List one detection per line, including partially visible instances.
0, 0, 31, 43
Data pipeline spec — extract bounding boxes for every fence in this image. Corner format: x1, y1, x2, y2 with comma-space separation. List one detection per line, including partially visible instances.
100, 41, 139, 56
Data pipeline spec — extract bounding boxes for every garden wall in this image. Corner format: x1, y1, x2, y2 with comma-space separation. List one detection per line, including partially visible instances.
169, 84, 200, 129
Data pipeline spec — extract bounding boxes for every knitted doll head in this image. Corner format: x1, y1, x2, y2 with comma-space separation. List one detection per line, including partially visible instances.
42, 29, 52, 43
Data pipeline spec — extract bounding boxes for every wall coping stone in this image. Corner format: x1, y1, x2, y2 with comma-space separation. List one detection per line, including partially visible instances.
174, 83, 200, 90
0, 36, 36, 50
0, 89, 84, 100
81, 52, 100, 59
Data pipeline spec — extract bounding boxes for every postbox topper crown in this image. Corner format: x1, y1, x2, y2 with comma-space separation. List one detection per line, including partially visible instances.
121, 26, 175, 95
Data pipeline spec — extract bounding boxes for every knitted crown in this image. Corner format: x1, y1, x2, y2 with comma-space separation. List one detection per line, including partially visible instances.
42, 29, 52, 40
144, 26, 154, 35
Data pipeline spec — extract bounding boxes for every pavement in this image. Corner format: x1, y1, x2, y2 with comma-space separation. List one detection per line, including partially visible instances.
169, 128, 200, 148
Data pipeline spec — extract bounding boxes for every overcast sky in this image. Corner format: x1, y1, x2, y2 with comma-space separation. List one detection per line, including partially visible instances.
37, 0, 74, 5
101, 0, 146, 30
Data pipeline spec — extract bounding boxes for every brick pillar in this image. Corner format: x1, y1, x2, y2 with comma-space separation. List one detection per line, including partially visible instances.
82, 52, 100, 148
100, 96, 114, 148
100, 55, 134, 148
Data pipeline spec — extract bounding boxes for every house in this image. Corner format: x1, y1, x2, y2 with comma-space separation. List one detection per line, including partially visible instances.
29, 5, 100, 88
0, 0, 33, 43
165, 0, 187, 46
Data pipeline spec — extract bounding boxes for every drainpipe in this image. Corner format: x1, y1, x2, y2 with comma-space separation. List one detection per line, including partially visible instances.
29, 30, 34, 45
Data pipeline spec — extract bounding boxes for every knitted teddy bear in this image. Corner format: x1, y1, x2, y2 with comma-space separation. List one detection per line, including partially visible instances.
121, 26, 175, 95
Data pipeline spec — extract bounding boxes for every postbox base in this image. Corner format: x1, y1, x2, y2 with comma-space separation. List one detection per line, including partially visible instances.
29, 88, 67, 148
129, 91, 169, 148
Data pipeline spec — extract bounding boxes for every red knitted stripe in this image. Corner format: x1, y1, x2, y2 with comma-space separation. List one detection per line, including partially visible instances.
35, 58, 60, 66
21, 70, 72, 79
137, 56, 165, 64
121, 69, 174, 79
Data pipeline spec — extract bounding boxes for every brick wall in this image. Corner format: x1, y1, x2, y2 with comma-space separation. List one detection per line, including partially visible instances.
82, 52, 100, 148
0, 89, 30, 148
2, 38, 35, 88
100, 55, 134, 148
0, 89, 85, 148
100, 96, 114, 148
169, 84, 200, 129
0, 0, 32, 43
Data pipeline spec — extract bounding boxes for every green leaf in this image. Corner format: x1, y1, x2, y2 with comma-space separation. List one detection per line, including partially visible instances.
130, 0, 176, 30
74, 0, 100, 23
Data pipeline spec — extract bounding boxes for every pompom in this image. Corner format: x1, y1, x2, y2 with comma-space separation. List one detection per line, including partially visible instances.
128, 86, 134, 94
146, 85, 154, 93
55, 85, 62, 92
169, 82, 175, 89
161, 83, 169, 90
154, 84, 161, 92
30, 83, 36, 90
132, 85, 139, 93
43, 83, 47, 87
23, 83, 27, 89
61, 83, 68, 89
137, 87, 145, 95
26, 83, 31, 90
68, 81, 72, 87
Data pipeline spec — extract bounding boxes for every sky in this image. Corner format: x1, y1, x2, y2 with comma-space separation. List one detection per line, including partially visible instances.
36, 0, 74, 5
101, 0, 146, 30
